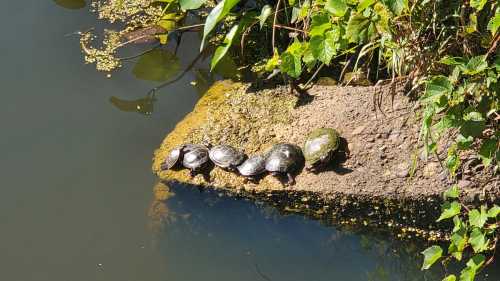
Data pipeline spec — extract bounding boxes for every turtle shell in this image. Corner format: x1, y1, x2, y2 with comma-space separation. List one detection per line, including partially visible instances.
264, 143, 303, 173
209, 145, 246, 168
237, 155, 266, 176
303, 128, 339, 165
182, 144, 209, 170
160, 146, 183, 170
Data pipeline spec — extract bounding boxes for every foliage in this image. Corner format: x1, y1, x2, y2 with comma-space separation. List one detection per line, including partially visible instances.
421, 186, 499, 281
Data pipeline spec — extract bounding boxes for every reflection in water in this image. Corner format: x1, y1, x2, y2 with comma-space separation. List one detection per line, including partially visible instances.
53, 0, 85, 9
147, 184, 448, 281
109, 92, 156, 115
191, 69, 215, 97
132, 48, 181, 82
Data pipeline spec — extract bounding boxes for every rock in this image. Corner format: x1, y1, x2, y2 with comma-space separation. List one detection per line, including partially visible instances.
457, 179, 472, 189
423, 162, 440, 178
395, 163, 410, 178
352, 125, 366, 136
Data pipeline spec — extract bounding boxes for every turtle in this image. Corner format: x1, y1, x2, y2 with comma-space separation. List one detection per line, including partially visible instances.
264, 143, 304, 185
181, 144, 211, 179
237, 155, 266, 182
160, 145, 184, 171
303, 128, 340, 171
208, 145, 246, 170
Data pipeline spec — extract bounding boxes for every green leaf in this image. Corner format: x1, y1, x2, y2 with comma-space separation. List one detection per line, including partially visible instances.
460, 255, 485, 281
132, 49, 180, 82
469, 206, 488, 228
449, 228, 467, 261
310, 28, 340, 64
487, 12, 500, 35
461, 56, 487, 75
325, 0, 348, 17
437, 201, 461, 222
460, 120, 486, 138
310, 13, 332, 36
487, 205, 500, 218
469, 228, 489, 253
200, 0, 240, 50
479, 138, 497, 167
358, 0, 376, 12
210, 24, 239, 71
421, 76, 453, 103
443, 275, 456, 281
346, 13, 374, 43
456, 134, 474, 150
382, 0, 408, 15
258, 5, 272, 29
179, 0, 205, 10
444, 185, 460, 200
439, 56, 467, 66
453, 215, 463, 233
280, 40, 303, 78
421, 245, 442, 270
470, 0, 486, 11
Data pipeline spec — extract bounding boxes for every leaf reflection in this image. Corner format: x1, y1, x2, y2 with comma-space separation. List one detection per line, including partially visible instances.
53, 0, 85, 9
132, 49, 181, 82
109, 92, 156, 115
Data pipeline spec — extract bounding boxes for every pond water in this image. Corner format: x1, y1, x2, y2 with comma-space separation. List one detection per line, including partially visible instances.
0, 1, 498, 281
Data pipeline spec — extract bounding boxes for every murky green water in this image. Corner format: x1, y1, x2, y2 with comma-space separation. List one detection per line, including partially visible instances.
0, 1, 498, 281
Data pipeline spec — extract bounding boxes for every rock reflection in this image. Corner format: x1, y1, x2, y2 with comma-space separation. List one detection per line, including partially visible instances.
53, 0, 85, 9
109, 92, 155, 115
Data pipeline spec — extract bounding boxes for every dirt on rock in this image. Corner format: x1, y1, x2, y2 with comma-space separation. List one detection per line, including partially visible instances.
152, 80, 499, 233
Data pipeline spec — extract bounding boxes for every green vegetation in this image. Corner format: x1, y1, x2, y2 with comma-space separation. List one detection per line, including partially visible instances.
421, 185, 499, 281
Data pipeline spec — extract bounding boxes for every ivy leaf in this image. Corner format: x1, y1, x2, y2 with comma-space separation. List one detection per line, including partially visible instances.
443, 185, 460, 200
200, 0, 240, 50
258, 5, 272, 29
469, 228, 489, 253
179, 0, 205, 11
357, 0, 376, 12
461, 56, 487, 75
448, 228, 467, 261
453, 216, 463, 233
487, 12, 500, 35
437, 201, 461, 222
310, 13, 332, 36
325, 0, 347, 17
280, 40, 303, 78
210, 24, 239, 71
346, 13, 375, 43
382, 0, 408, 15
310, 28, 340, 64
421, 76, 453, 104
460, 255, 485, 281
469, 206, 488, 228
470, 0, 487, 11
421, 245, 442, 270
478, 138, 497, 167
443, 275, 456, 281
487, 205, 500, 218
439, 56, 467, 66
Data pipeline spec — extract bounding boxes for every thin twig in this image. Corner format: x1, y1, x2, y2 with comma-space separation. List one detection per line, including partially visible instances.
274, 24, 306, 34
302, 63, 325, 89
271, 0, 282, 50
118, 44, 161, 61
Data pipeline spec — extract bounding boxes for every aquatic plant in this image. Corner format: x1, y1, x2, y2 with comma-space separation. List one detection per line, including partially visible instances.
421, 185, 499, 281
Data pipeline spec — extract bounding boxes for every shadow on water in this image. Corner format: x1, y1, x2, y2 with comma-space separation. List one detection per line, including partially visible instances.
53, 0, 86, 9
147, 183, 478, 281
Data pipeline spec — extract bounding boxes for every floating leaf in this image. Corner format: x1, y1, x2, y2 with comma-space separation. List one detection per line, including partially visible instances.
132, 49, 180, 82
421, 245, 442, 270
437, 201, 461, 222
179, 0, 206, 10
258, 5, 272, 29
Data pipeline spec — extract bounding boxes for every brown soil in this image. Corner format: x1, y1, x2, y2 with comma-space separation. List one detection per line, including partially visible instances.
152, 80, 499, 235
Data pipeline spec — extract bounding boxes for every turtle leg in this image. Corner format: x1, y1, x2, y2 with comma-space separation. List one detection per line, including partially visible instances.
286, 173, 296, 186
189, 169, 196, 178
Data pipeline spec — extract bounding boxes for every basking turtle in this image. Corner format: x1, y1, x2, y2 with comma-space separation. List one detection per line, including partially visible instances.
303, 128, 340, 171
182, 144, 211, 178
264, 143, 304, 185
237, 155, 266, 182
160, 145, 184, 171
209, 145, 246, 170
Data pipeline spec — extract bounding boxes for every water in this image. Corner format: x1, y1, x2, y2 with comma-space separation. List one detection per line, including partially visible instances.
0, 1, 498, 281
